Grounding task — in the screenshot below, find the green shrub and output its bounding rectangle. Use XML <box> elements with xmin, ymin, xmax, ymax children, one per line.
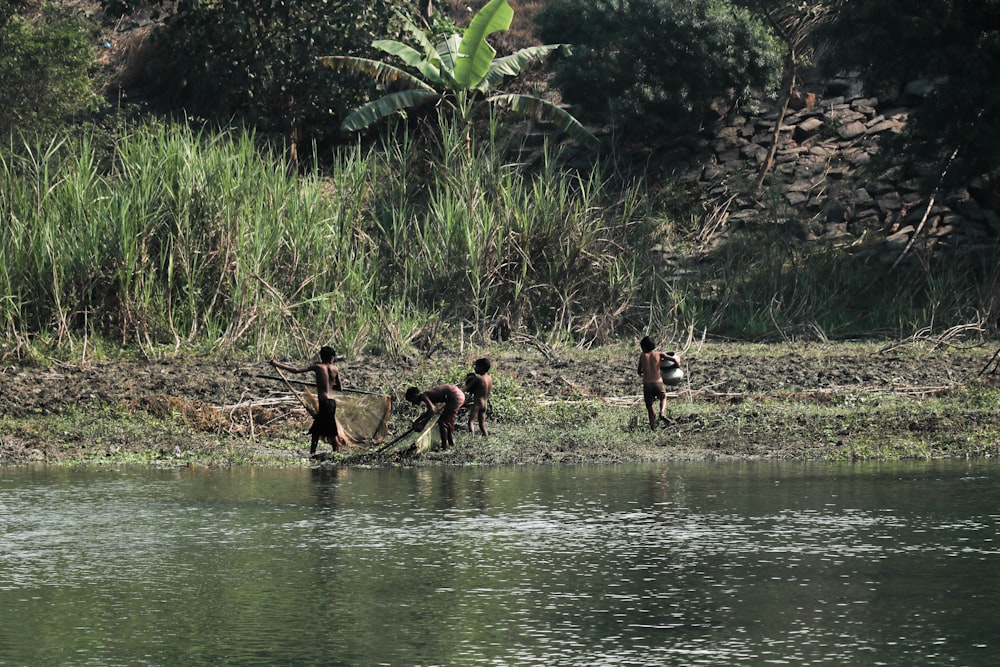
<box><xmin>111</xmin><ymin>0</ymin><xmax>409</xmax><ymax>153</ymax></box>
<box><xmin>0</xmin><ymin>0</ymin><xmax>100</xmax><ymax>137</ymax></box>
<box><xmin>536</xmin><ymin>0</ymin><xmax>782</xmax><ymax>132</ymax></box>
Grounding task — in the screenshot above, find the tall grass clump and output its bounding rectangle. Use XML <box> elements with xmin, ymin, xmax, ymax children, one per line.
<box><xmin>362</xmin><ymin>117</ymin><xmax>664</xmax><ymax>346</ymax></box>
<box><xmin>688</xmin><ymin>226</ymin><xmax>1000</xmax><ymax>340</ymax></box>
<box><xmin>0</xmin><ymin>123</ymin><xmax>386</xmax><ymax>359</ymax></box>
<box><xmin>7</xmin><ymin>114</ymin><xmax>991</xmax><ymax>361</ymax></box>
<box><xmin>0</xmin><ymin>118</ymin><xmax>668</xmax><ymax>359</ymax></box>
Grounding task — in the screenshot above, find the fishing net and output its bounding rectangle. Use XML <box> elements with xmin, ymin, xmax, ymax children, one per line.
<box><xmin>373</xmin><ymin>412</ymin><xmax>441</xmax><ymax>456</ymax></box>
<box><xmin>300</xmin><ymin>388</ymin><xmax>392</xmax><ymax>448</ymax></box>
<box><xmin>409</xmin><ymin>413</ymin><xmax>440</xmax><ymax>455</ymax></box>
<box><xmin>333</xmin><ymin>390</ymin><xmax>392</xmax><ymax>447</ymax></box>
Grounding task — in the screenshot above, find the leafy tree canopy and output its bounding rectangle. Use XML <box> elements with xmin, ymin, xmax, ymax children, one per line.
<box><xmin>0</xmin><ymin>0</ymin><xmax>99</xmax><ymax>137</ymax></box>
<box><xmin>817</xmin><ymin>0</ymin><xmax>1000</xmax><ymax>188</ymax></box>
<box><xmin>535</xmin><ymin>0</ymin><xmax>783</xmax><ymax>133</ymax></box>
<box><xmin>100</xmin><ymin>0</ymin><xmax>420</xmax><ymax>152</ymax></box>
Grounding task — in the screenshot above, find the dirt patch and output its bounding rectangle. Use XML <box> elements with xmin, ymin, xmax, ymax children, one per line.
<box><xmin>1</xmin><ymin>341</ymin><xmax>998</xmax><ymax>465</ymax></box>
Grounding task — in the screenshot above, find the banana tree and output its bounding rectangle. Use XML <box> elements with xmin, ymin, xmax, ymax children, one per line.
<box><xmin>320</xmin><ymin>0</ymin><xmax>597</xmax><ymax>148</ymax></box>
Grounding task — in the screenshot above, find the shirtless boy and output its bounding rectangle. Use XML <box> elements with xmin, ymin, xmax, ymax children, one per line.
<box><xmin>637</xmin><ymin>336</ymin><xmax>680</xmax><ymax>431</ymax></box>
<box><xmin>464</xmin><ymin>357</ymin><xmax>493</xmax><ymax>436</ymax></box>
<box><xmin>270</xmin><ymin>345</ymin><xmax>342</xmax><ymax>456</ymax></box>
<box><xmin>404</xmin><ymin>383</ymin><xmax>465</xmax><ymax>450</ymax></box>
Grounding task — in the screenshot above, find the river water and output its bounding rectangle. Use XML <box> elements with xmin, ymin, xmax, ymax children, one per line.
<box><xmin>1</xmin><ymin>460</ymin><xmax>998</xmax><ymax>666</ymax></box>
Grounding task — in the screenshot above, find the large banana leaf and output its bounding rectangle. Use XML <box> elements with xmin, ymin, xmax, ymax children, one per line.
<box><xmin>320</xmin><ymin>56</ymin><xmax>436</xmax><ymax>92</ymax></box>
<box><xmin>372</xmin><ymin>39</ymin><xmax>425</xmax><ymax>68</ymax></box>
<box><xmin>489</xmin><ymin>93</ymin><xmax>599</xmax><ymax>148</ymax></box>
<box><xmin>325</xmin><ymin>0</ymin><xmax>595</xmax><ymax>151</ymax></box>
<box><xmin>453</xmin><ymin>0</ymin><xmax>513</xmax><ymax>89</ymax></box>
<box><xmin>341</xmin><ymin>89</ymin><xmax>442</xmax><ymax>132</ymax></box>
<box><xmin>372</xmin><ymin>39</ymin><xmax>443</xmax><ymax>85</ymax></box>
<box><xmin>400</xmin><ymin>14</ymin><xmax>439</xmax><ymax>63</ymax></box>
<box><xmin>479</xmin><ymin>44</ymin><xmax>566</xmax><ymax>93</ymax></box>
<box><xmin>435</xmin><ymin>35</ymin><xmax>463</xmax><ymax>90</ymax></box>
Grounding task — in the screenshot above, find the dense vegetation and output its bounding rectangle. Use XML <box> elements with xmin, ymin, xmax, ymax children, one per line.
<box><xmin>536</xmin><ymin>0</ymin><xmax>783</xmax><ymax>130</ymax></box>
<box><xmin>1</xmin><ymin>0</ymin><xmax>998</xmax><ymax>363</ymax></box>
<box><xmin>817</xmin><ymin>0</ymin><xmax>1000</xmax><ymax>190</ymax></box>
<box><xmin>0</xmin><ymin>0</ymin><xmax>99</xmax><ymax>137</ymax></box>
<box><xmin>0</xmin><ymin>122</ymin><xmax>658</xmax><ymax>359</ymax></box>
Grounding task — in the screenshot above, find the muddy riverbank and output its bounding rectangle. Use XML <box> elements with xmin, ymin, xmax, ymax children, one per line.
<box><xmin>1</xmin><ymin>341</ymin><xmax>998</xmax><ymax>466</ymax></box>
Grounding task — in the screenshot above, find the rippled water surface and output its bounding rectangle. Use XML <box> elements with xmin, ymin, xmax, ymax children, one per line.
<box><xmin>2</xmin><ymin>460</ymin><xmax>999</xmax><ymax>666</ymax></box>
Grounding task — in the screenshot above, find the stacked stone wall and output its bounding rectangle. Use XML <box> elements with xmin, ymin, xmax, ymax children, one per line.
<box><xmin>671</xmin><ymin>79</ymin><xmax>999</xmax><ymax>258</ymax></box>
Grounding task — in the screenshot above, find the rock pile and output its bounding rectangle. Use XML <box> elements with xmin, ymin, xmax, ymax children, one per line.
<box><xmin>672</xmin><ymin>79</ymin><xmax>1000</xmax><ymax>257</ymax></box>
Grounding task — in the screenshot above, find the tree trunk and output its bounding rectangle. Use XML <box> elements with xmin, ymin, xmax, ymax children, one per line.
<box><xmin>755</xmin><ymin>48</ymin><xmax>796</xmax><ymax>195</ymax></box>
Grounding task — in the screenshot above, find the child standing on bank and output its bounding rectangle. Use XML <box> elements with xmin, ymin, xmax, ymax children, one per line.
<box><xmin>464</xmin><ymin>357</ymin><xmax>493</xmax><ymax>436</ymax></box>
<box><xmin>270</xmin><ymin>346</ymin><xmax>342</xmax><ymax>456</ymax></box>
<box><xmin>637</xmin><ymin>336</ymin><xmax>681</xmax><ymax>431</ymax></box>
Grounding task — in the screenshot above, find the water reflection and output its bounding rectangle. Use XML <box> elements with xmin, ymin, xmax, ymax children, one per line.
<box><xmin>1</xmin><ymin>461</ymin><xmax>998</xmax><ymax>666</ymax></box>
<box><xmin>309</xmin><ymin>465</ymin><xmax>340</xmax><ymax>510</ymax></box>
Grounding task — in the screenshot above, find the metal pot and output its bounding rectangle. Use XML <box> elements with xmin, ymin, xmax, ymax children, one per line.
<box><xmin>661</xmin><ymin>366</ymin><xmax>684</xmax><ymax>386</ymax></box>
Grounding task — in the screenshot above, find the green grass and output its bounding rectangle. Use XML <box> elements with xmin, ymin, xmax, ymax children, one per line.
<box><xmin>3</xmin><ymin>371</ymin><xmax>998</xmax><ymax>467</ymax></box>
<box><xmin>1</xmin><ymin>118</ymin><xmax>998</xmax><ymax>366</ymax></box>
<box><xmin>0</xmin><ymin>120</ymin><xmax>668</xmax><ymax>361</ymax></box>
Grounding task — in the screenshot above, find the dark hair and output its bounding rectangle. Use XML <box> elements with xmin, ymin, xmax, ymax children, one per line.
<box><xmin>474</xmin><ymin>357</ymin><xmax>491</xmax><ymax>373</ymax></box>
<box><xmin>319</xmin><ymin>345</ymin><xmax>336</xmax><ymax>362</ymax></box>
<box><xmin>640</xmin><ymin>336</ymin><xmax>655</xmax><ymax>353</ymax></box>
<box><xmin>404</xmin><ymin>387</ymin><xmax>422</xmax><ymax>403</ymax></box>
